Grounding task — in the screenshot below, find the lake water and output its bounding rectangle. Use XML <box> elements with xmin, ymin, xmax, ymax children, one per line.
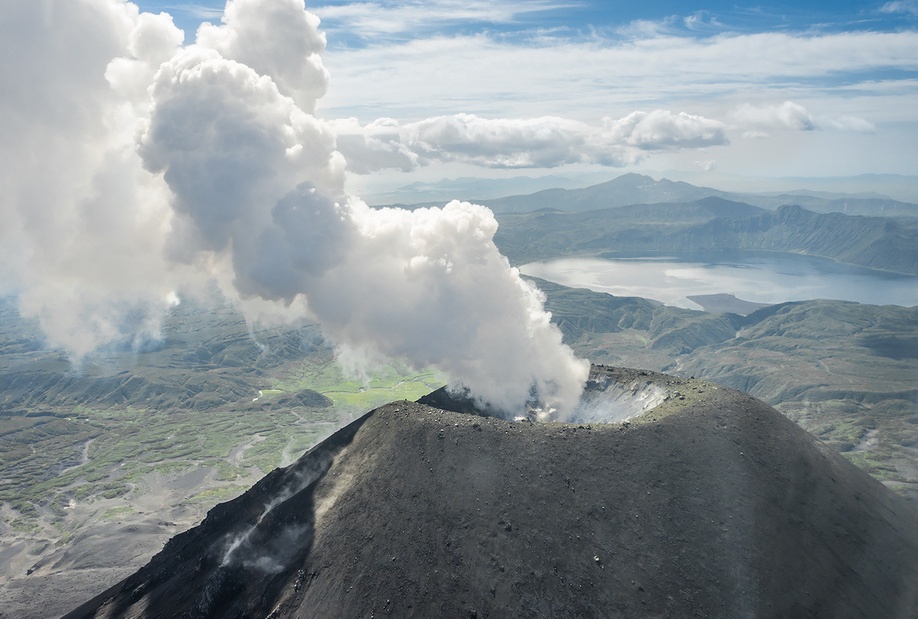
<box><xmin>519</xmin><ymin>250</ymin><xmax>918</xmax><ymax>310</ymax></box>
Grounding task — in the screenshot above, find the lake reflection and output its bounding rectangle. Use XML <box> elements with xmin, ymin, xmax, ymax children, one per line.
<box><xmin>519</xmin><ymin>250</ymin><xmax>918</xmax><ymax>309</ymax></box>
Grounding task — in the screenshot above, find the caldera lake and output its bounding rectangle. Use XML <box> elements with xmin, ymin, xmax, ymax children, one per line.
<box><xmin>519</xmin><ymin>250</ymin><xmax>918</xmax><ymax>311</ymax></box>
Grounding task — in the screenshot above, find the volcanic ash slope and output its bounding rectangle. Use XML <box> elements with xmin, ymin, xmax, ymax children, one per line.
<box><xmin>66</xmin><ymin>367</ymin><xmax>918</xmax><ymax>619</ymax></box>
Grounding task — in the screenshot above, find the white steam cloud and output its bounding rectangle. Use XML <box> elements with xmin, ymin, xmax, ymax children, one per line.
<box><xmin>0</xmin><ymin>0</ymin><xmax>588</xmax><ymax>416</ymax></box>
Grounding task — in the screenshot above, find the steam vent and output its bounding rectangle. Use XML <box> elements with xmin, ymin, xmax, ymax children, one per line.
<box><xmin>66</xmin><ymin>366</ymin><xmax>918</xmax><ymax>618</ymax></box>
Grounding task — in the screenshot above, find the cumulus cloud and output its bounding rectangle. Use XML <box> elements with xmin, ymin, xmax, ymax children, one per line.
<box><xmin>0</xmin><ymin>0</ymin><xmax>587</xmax><ymax>417</ymax></box>
<box><xmin>602</xmin><ymin>110</ymin><xmax>728</xmax><ymax>150</ymax></box>
<box><xmin>329</xmin><ymin>117</ymin><xmax>418</xmax><ymax>174</ymax></box>
<box><xmin>731</xmin><ymin>101</ymin><xmax>876</xmax><ymax>137</ymax></box>
<box><xmin>332</xmin><ymin>110</ymin><xmax>728</xmax><ymax>172</ymax></box>
<box><xmin>318</xmin><ymin>28</ymin><xmax>918</xmax><ymax>134</ymax></box>
<box><xmin>196</xmin><ymin>0</ymin><xmax>329</xmax><ymax>112</ymax></box>
<box><xmin>406</xmin><ymin>114</ymin><xmax>597</xmax><ymax>168</ymax></box>
<box><xmin>731</xmin><ymin>101</ymin><xmax>816</xmax><ymax>136</ymax></box>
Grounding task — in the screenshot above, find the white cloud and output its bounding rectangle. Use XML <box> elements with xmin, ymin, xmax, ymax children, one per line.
<box><xmin>881</xmin><ymin>1</ymin><xmax>918</xmax><ymax>16</ymax></box>
<box><xmin>319</xmin><ymin>30</ymin><xmax>918</xmax><ymax>124</ymax></box>
<box><xmin>196</xmin><ymin>0</ymin><xmax>329</xmax><ymax>112</ymax></box>
<box><xmin>603</xmin><ymin>110</ymin><xmax>728</xmax><ymax>150</ymax></box>
<box><xmin>694</xmin><ymin>159</ymin><xmax>716</xmax><ymax>171</ymax></box>
<box><xmin>406</xmin><ymin>114</ymin><xmax>597</xmax><ymax>168</ymax></box>
<box><xmin>314</xmin><ymin>0</ymin><xmax>579</xmax><ymax>38</ymax></box>
<box><xmin>329</xmin><ymin>117</ymin><xmax>419</xmax><ymax>173</ymax></box>
<box><xmin>822</xmin><ymin>115</ymin><xmax>876</xmax><ymax>132</ymax></box>
<box><xmin>731</xmin><ymin>101</ymin><xmax>816</xmax><ymax>133</ymax></box>
<box><xmin>333</xmin><ymin>111</ymin><xmax>728</xmax><ymax>172</ymax></box>
<box><xmin>682</xmin><ymin>11</ymin><xmax>723</xmax><ymax>32</ymax></box>
<box><xmin>730</xmin><ymin>101</ymin><xmax>876</xmax><ymax>137</ymax></box>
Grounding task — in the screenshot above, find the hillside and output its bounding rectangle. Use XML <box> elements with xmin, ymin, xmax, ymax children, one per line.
<box><xmin>495</xmin><ymin>202</ymin><xmax>918</xmax><ymax>274</ymax></box>
<box><xmin>479</xmin><ymin>173</ymin><xmax>726</xmax><ymax>213</ymax></box>
<box><xmin>64</xmin><ymin>367</ymin><xmax>918</xmax><ymax>618</ymax></box>
<box><xmin>534</xmin><ymin>279</ymin><xmax>918</xmax><ymax>500</ymax></box>
<box><xmin>643</xmin><ymin>205</ymin><xmax>918</xmax><ymax>274</ymax></box>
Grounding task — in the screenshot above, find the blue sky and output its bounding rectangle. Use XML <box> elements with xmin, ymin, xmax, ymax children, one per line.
<box><xmin>131</xmin><ymin>1</ymin><xmax>918</xmax><ymax>199</ymax></box>
<box><xmin>140</xmin><ymin>1</ymin><xmax>918</xmax><ymax>41</ymax></box>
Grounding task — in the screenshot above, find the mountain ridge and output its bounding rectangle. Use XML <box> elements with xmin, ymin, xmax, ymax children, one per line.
<box><xmin>375</xmin><ymin>172</ymin><xmax>918</xmax><ymax>206</ymax></box>
<box><xmin>494</xmin><ymin>201</ymin><xmax>918</xmax><ymax>274</ymax></box>
<box><xmin>377</xmin><ymin>173</ymin><xmax>918</xmax><ymax>218</ymax></box>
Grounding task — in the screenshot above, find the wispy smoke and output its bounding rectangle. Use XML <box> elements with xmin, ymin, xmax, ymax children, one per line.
<box><xmin>220</xmin><ymin>448</ymin><xmax>334</xmax><ymax>574</ymax></box>
<box><xmin>0</xmin><ymin>0</ymin><xmax>588</xmax><ymax>416</ymax></box>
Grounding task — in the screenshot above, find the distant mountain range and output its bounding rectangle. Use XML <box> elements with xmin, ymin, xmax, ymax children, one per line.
<box><xmin>381</xmin><ymin>173</ymin><xmax>918</xmax><ymax>219</ymax></box>
<box><xmin>484</xmin><ymin>177</ymin><xmax>918</xmax><ymax>275</ymax></box>
<box><xmin>479</xmin><ymin>173</ymin><xmax>918</xmax><ymax>218</ymax></box>
<box><xmin>373</xmin><ymin>174</ymin><xmax>584</xmax><ymax>204</ymax></box>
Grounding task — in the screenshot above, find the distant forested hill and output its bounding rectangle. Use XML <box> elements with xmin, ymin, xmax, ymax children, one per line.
<box><xmin>495</xmin><ymin>203</ymin><xmax>918</xmax><ymax>274</ymax></box>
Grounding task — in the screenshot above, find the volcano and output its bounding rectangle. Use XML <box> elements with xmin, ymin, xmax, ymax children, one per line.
<box><xmin>65</xmin><ymin>366</ymin><xmax>918</xmax><ymax>618</ymax></box>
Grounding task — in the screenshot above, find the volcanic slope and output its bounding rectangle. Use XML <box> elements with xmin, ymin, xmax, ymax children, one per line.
<box><xmin>65</xmin><ymin>367</ymin><xmax>918</xmax><ymax>619</ymax></box>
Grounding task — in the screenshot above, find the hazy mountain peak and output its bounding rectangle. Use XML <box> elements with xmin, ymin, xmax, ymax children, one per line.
<box><xmin>446</xmin><ymin>173</ymin><xmax>918</xmax><ymax>217</ymax></box>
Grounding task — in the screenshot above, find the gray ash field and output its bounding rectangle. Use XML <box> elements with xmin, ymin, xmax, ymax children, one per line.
<box><xmin>65</xmin><ymin>367</ymin><xmax>918</xmax><ymax>618</ymax></box>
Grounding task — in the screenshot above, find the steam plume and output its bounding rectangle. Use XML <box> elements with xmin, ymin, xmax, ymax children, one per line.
<box><xmin>0</xmin><ymin>0</ymin><xmax>588</xmax><ymax>416</ymax></box>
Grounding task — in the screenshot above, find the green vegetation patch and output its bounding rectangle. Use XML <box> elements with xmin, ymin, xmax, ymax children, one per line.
<box><xmin>272</xmin><ymin>358</ymin><xmax>445</xmax><ymax>415</ymax></box>
<box><xmin>99</xmin><ymin>506</ymin><xmax>133</xmax><ymax>521</ymax></box>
